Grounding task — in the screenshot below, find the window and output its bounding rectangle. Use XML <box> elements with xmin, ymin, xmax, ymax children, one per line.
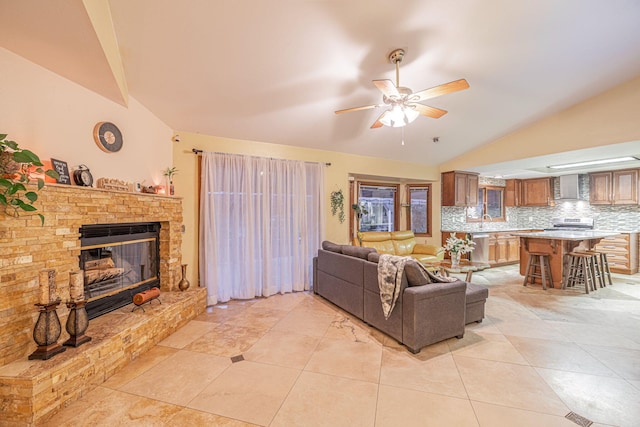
<box><xmin>407</xmin><ymin>184</ymin><xmax>432</xmax><ymax>236</ymax></box>
<box><xmin>357</xmin><ymin>184</ymin><xmax>399</xmax><ymax>232</ymax></box>
<box><xmin>467</xmin><ymin>186</ymin><xmax>505</xmax><ymax>222</ymax></box>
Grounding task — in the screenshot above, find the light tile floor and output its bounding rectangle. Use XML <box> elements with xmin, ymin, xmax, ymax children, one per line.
<box><xmin>42</xmin><ymin>265</ymin><xmax>640</xmax><ymax>426</ymax></box>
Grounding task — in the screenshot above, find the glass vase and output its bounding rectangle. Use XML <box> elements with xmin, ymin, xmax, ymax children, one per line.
<box><xmin>451</xmin><ymin>252</ymin><xmax>461</xmax><ymax>267</ymax></box>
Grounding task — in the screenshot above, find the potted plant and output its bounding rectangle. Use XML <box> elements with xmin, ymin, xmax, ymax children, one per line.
<box><xmin>163</xmin><ymin>166</ymin><xmax>178</xmax><ymax>195</ymax></box>
<box><xmin>352</xmin><ymin>203</ymin><xmax>369</xmax><ymax>218</ymax></box>
<box><xmin>330</xmin><ymin>189</ymin><xmax>345</xmax><ymax>223</ymax></box>
<box><xmin>0</xmin><ymin>134</ymin><xmax>59</xmax><ymax>224</ymax></box>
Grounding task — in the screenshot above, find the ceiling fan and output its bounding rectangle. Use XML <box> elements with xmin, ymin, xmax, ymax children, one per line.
<box><xmin>335</xmin><ymin>48</ymin><xmax>469</xmax><ymax>128</ymax></box>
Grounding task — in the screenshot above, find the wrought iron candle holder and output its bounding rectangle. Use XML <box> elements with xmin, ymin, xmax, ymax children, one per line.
<box><xmin>64</xmin><ymin>300</ymin><xmax>92</xmax><ymax>347</ymax></box>
<box><xmin>29</xmin><ymin>300</ymin><xmax>67</xmax><ymax>360</ymax></box>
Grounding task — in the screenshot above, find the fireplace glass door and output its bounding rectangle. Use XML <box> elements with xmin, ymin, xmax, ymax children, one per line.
<box><xmin>79</xmin><ymin>222</ymin><xmax>160</xmax><ymax>319</ymax></box>
<box><xmin>81</xmin><ymin>238</ymin><xmax>158</xmax><ymax>301</ymax></box>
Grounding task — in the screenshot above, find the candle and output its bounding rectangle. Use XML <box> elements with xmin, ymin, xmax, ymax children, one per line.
<box><xmin>69</xmin><ymin>271</ymin><xmax>84</xmax><ymax>301</ymax></box>
<box><xmin>48</xmin><ymin>269</ymin><xmax>57</xmax><ymax>303</ymax></box>
<box><xmin>39</xmin><ymin>269</ymin><xmax>55</xmax><ymax>305</ymax></box>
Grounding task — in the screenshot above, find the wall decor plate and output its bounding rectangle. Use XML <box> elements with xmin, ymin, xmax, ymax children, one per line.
<box><xmin>93</xmin><ymin>122</ymin><xmax>123</xmax><ymax>153</ymax></box>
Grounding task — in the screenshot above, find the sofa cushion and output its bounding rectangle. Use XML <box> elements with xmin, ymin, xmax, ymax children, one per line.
<box><xmin>322</xmin><ymin>241</ymin><xmax>343</xmax><ymax>253</ymax></box>
<box><xmin>342</xmin><ymin>245</ymin><xmax>376</xmax><ymax>260</ymax></box>
<box><xmin>367</xmin><ymin>252</ymin><xmax>381</xmax><ymax>263</ymax></box>
<box><xmin>358</xmin><ymin>232</ymin><xmax>396</xmax><ymax>254</ymax></box>
<box><xmin>404</xmin><ymin>261</ymin><xmax>432</xmax><ymax>287</ymax></box>
<box><xmin>390</xmin><ymin>231</ymin><xmax>416</xmax><ymax>256</ymax></box>
<box><xmin>466</xmin><ymin>282</ymin><xmax>489</xmax><ymax>303</ymax></box>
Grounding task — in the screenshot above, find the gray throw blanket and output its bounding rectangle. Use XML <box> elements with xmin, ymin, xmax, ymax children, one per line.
<box><xmin>377</xmin><ymin>254</ymin><xmax>411</xmax><ymax>319</ymax></box>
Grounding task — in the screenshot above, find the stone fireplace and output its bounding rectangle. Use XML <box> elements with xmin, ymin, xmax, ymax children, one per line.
<box><xmin>0</xmin><ymin>184</ymin><xmax>206</xmax><ymax>425</ymax></box>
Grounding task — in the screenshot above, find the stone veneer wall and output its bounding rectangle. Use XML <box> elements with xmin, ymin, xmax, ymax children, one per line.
<box><xmin>0</xmin><ymin>184</ymin><xmax>184</xmax><ymax>367</ymax></box>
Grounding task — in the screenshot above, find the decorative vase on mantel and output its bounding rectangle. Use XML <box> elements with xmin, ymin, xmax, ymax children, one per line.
<box><xmin>178</xmin><ymin>264</ymin><xmax>190</xmax><ymax>291</ymax></box>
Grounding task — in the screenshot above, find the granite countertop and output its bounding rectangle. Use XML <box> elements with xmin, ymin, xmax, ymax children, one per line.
<box><xmin>509</xmin><ymin>230</ymin><xmax>621</xmax><ymax>240</ymax></box>
<box><xmin>441</xmin><ymin>228</ymin><xmax>540</xmax><ymax>234</ymax></box>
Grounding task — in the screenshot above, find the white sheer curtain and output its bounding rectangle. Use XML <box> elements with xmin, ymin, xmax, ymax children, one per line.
<box><xmin>199</xmin><ymin>152</ymin><xmax>325</xmax><ymax>305</ymax></box>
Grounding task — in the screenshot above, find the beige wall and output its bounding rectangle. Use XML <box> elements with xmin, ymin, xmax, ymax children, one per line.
<box><xmin>440</xmin><ymin>75</ymin><xmax>640</xmax><ymax>171</ymax></box>
<box><xmin>172</xmin><ymin>132</ymin><xmax>442</xmax><ymax>286</ymax></box>
<box><xmin>0</xmin><ymin>47</ymin><xmax>172</xmax><ymax>184</ymax></box>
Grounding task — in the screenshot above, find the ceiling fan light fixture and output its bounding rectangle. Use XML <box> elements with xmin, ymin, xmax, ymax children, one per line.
<box><xmin>379</xmin><ymin>105</ymin><xmax>419</xmax><ymax>128</ymax></box>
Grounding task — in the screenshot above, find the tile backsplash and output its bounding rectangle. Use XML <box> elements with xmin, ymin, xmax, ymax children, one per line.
<box><xmin>441</xmin><ymin>175</ymin><xmax>640</xmax><ymax>232</ymax></box>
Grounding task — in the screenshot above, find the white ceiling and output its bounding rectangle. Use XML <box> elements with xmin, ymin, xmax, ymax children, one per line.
<box><xmin>3</xmin><ymin>0</ymin><xmax>640</xmax><ymax>177</ymax></box>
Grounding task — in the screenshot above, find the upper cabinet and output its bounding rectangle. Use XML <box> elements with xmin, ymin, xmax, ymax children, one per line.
<box><xmin>441</xmin><ymin>171</ymin><xmax>479</xmax><ymax>206</ymax></box>
<box><xmin>505</xmin><ymin>179</ymin><xmax>522</xmax><ymax>207</ymax></box>
<box><xmin>521</xmin><ymin>177</ymin><xmax>554</xmax><ymax>206</ymax></box>
<box><xmin>589</xmin><ymin>169</ymin><xmax>638</xmax><ymax>205</ymax></box>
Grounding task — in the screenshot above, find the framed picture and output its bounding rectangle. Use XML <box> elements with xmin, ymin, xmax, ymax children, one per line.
<box><xmin>50</xmin><ymin>158</ymin><xmax>71</xmax><ymax>184</ymax></box>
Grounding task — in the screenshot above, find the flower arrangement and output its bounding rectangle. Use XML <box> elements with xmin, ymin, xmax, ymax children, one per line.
<box><xmin>444</xmin><ymin>233</ymin><xmax>476</xmax><ymax>256</ymax></box>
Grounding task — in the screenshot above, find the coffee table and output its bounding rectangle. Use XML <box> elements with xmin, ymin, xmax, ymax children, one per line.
<box><xmin>429</xmin><ymin>259</ymin><xmax>491</xmax><ymax>282</ymax></box>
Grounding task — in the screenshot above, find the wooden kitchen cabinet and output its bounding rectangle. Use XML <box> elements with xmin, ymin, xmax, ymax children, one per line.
<box><xmin>521</xmin><ymin>177</ymin><xmax>554</xmax><ymax>206</ymax></box>
<box><xmin>487</xmin><ymin>232</ymin><xmax>520</xmax><ymax>266</ymax></box>
<box><xmin>505</xmin><ymin>179</ymin><xmax>522</xmax><ymax>207</ymax></box>
<box><xmin>589</xmin><ymin>169</ymin><xmax>638</xmax><ymax>205</ymax></box>
<box><xmin>593</xmin><ymin>232</ymin><xmax>638</xmax><ymax>274</ymax></box>
<box><xmin>441</xmin><ymin>171</ymin><xmax>479</xmax><ymax>207</ymax></box>
<box><xmin>506</xmin><ymin>236</ymin><xmax>520</xmax><ymax>262</ymax></box>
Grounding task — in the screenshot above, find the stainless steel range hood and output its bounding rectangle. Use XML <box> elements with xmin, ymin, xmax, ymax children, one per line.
<box><xmin>557</xmin><ymin>174</ymin><xmax>584</xmax><ymax>200</ymax></box>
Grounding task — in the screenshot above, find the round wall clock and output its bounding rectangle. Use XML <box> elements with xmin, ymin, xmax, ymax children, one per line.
<box><xmin>93</xmin><ymin>122</ymin><xmax>123</xmax><ymax>153</ymax></box>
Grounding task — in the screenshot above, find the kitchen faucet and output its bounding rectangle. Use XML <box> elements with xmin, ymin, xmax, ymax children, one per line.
<box><xmin>480</xmin><ymin>213</ymin><xmax>492</xmax><ymax>229</ymax></box>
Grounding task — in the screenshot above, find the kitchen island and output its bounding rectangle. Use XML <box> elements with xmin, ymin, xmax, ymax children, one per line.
<box><xmin>510</xmin><ymin>230</ymin><xmax>621</xmax><ymax>288</ymax></box>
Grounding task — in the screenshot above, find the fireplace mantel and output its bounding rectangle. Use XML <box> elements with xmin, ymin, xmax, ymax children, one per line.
<box><xmin>0</xmin><ymin>183</ymin><xmax>184</xmax><ymax>367</ymax></box>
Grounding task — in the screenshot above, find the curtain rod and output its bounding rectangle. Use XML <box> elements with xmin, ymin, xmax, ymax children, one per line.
<box><xmin>191</xmin><ymin>148</ymin><xmax>331</xmax><ymax>166</ymax></box>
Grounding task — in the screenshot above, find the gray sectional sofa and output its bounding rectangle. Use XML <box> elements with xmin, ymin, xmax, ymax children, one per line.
<box><xmin>313</xmin><ymin>242</ymin><xmax>488</xmax><ymax>353</ymax></box>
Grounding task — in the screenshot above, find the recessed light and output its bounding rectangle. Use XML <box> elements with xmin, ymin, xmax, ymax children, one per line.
<box><xmin>548</xmin><ymin>156</ymin><xmax>639</xmax><ymax>170</ymax></box>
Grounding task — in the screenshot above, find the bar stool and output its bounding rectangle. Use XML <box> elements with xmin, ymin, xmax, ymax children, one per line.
<box><xmin>564</xmin><ymin>252</ymin><xmax>597</xmax><ymax>294</ymax></box>
<box><xmin>522</xmin><ymin>252</ymin><xmax>553</xmax><ymax>290</ymax></box>
<box><xmin>585</xmin><ymin>251</ymin><xmax>607</xmax><ymax>288</ymax></box>
<box><xmin>590</xmin><ymin>250</ymin><xmax>613</xmax><ymax>286</ymax></box>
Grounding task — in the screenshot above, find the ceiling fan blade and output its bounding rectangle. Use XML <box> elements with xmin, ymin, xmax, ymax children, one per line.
<box><xmin>412</xmin><ymin>79</ymin><xmax>470</xmax><ymax>102</ymax></box>
<box><xmin>412</xmin><ymin>103</ymin><xmax>448</xmax><ymax>119</ymax></box>
<box><xmin>335</xmin><ymin>104</ymin><xmax>379</xmax><ymax>114</ymax></box>
<box><xmin>373</xmin><ymin>79</ymin><xmax>399</xmax><ymax>98</ymax></box>
<box><xmin>370</xmin><ymin>111</ymin><xmax>387</xmax><ymax>128</ymax></box>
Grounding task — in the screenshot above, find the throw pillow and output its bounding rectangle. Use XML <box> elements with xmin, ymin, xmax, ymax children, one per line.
<box><xmin>404</xmin><ymin>260</ymin><xmax>432</xmax><ymax>287</ymax></box>
<box><xmin>322</xmin><ymin>241</ymin><xmax>343</xmax><ymax>253</ymax></box>
<box><xmin>342</xmin><ymin>245</ymin><xmax>376</xmax><ymax>260</ymax></box>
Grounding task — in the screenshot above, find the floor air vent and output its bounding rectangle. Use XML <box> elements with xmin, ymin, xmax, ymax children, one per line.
<box><xmin>565</xmin><ymin>411</ymin><xmax>593</xmax><ymax>426</ymax></box>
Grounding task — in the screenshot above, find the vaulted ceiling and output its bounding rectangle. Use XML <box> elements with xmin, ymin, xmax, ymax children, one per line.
<box><xmin>2</xmin><ymin>0</ymin><xmax>640</xmax><ymax>176</ymax></box>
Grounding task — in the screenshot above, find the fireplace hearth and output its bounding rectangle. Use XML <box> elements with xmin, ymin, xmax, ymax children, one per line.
<box><xmin>80</xmin><ymin>222</ymin><xmax>160</xmax><ymax>319</ymax></box>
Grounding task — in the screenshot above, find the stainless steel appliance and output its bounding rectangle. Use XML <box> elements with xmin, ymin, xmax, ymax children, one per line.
<box><xmin>545</xmin><ymin>217</ymin><xmax>594</xmax><ymax>231</ymax></box>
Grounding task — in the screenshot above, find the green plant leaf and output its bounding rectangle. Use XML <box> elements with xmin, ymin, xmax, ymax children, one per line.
<box><xmin>37</xmin><ymin>213</ymin><xmax>45</xmax><ymax>225</ymax></box>
<box><xmin>0</xmin><ymin>178</ymin><xmax>12</xmax><ymax>188</ymax></box>
<box><xmin>8</xmin><ymin>183</ymin><xmax>26</xmax><ymax>195</ymax></box>
<box><xmin>0</xmin><ymin>134</ymin><xmax>7</xmax><ymax>140</ymax></box>
<box><xmin>0</xmin><ymin>194</ymin><xmax>6</xmax><ymax>204</ymax></box>
<box><xmin>15</xmin><ymin>199</ymin><xmax>37</xmax><ymax>211</ymax></box>
<box><xmin>37</xmin><ymin>178</ymin><xmax>44</xmax><ymax>190</ymax></box>
<box><xmin>4</xmin><ymin>140</ymin><xmax>18</xmax><ymax>150</ymax></box>
<box><xmin>14</xmin><ymin>150</ymin><xmax>42</xmax><ymax>166</ymax></box>
<box><xmin>45</xmin><ymin>169</ymin><xmax>60</xmax><ymax>180</ymax></box>
<box><xmin>25</xmin><ymin>191</ymin><xmax>38</xmax><ymax>202</ymax></box>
